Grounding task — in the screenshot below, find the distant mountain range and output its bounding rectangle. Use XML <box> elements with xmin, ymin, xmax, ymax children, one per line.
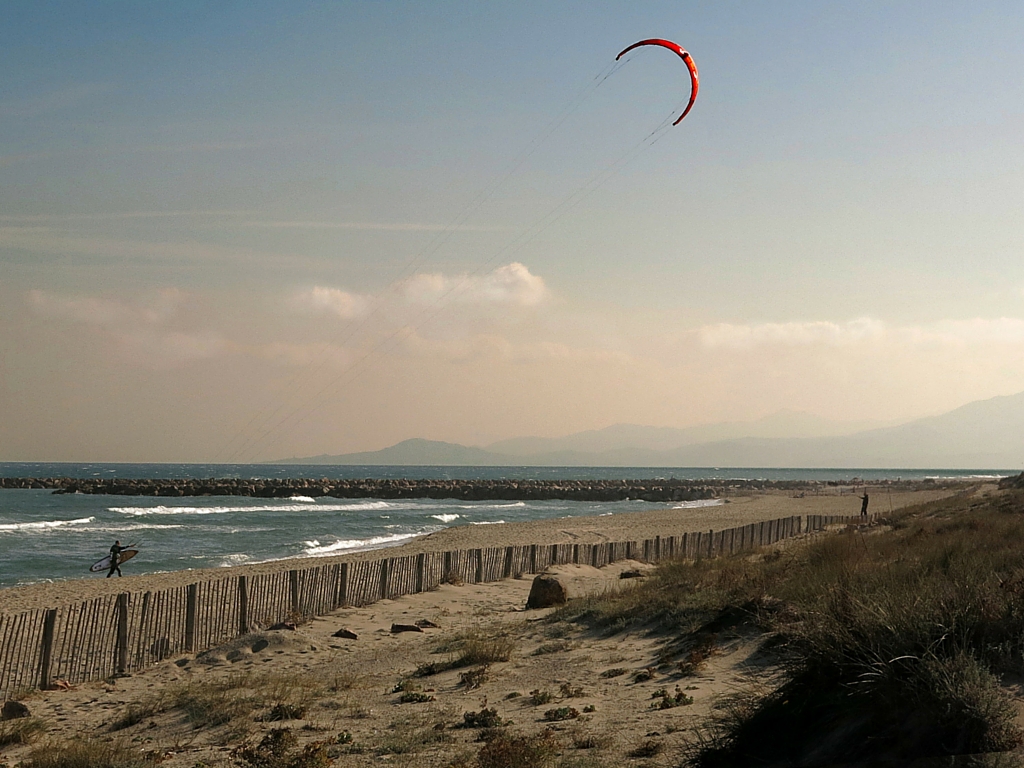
<box><xmin>275</xmin><ymin>392</ymin><xmax>1024</xmax><ymax>469</ymax></box>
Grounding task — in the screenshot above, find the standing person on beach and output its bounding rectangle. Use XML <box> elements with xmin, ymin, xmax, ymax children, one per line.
<box><xmin>107</xmin><ymin>540</ymin><xmax>124</xmax><ymax>578</ymax></box>
<box><xmin>859</xmin><ymin>493</ymin><xmax>869</xmax><ymax>517</ymax></box>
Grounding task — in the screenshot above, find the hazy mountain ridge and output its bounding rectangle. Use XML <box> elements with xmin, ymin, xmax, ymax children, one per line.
<box><xmin>275</xmin><ymin>393</ymin><xmax>1024</xmax><ymax>469</ymax></box>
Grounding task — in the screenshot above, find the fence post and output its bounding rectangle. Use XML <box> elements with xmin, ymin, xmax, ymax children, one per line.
<box><xmin>238</xmin><ymin>576</ymin><xmax>249</xmax><ymax>636</ymax></box>
<box><xmin>643</xmin><ymin>539</ymin><xmax>651</xmax><ymax>562</ymax></box>
<box><xmin>590</xmin><ymin>544</ymin><xmax>598</xmax><ymax>567</ymax></box>
<box><xmin>475</xmin><ymin>550</ymin><xmax>483</xmax><ymax>583</ymax></box>
<box><xmin>185</xmin><ymin>584</ymin><xmax>197</xmax><ymax>652</ymax></box>
<box><xmin>115</xmin><ymin>593</ymin><xmax>129</xmax><ymax>675</ymax></box>
<box><xmin>708</xmin><ymin>529</ymin><xmax>714</xmax><ymax>558</ymax></box>
<box><xmin>573</xmin><ymin>544</ymin><xmax>579</xmax><ymax>564</ymax></box>
<box><xmin>502</xmin><ymin>546</ymin><xmax>513</xmax><ymax>578</ymax></box>
<box><xmin>380</xmin><ymin>559</ymin><xmax>391</xmax><ymax>599</ymax></box>
<box><xmin>37</xmin><ymin>608</ymin><xmax>57</xmax><ymax>690</ymax></box>
<box><xmin>289</xmin><ymin>570</ymin><xmax>300</xmax><ymax>615</ymax></box>
<box><xmin>338</xmin><ymin>563</ymin><xmax>349</xmax><ymax>606</ymax></box>
<box><xmin>529</xmin><ymin>545</ymin><xmax>537</xmax><ymax>573</ymax></box>
<box><xmin>416</xmin><ymin>553</ymin><xmax>426</xmax><ymax>593</ymax></box>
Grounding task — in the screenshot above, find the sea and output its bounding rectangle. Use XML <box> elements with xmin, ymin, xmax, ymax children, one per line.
<box><xmin>0</xmin><ymin>463</ymin><xmax>1010</xmax><ymax>589</ymax></box>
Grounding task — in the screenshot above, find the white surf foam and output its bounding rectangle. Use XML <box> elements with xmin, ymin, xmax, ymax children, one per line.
<box><xmin>289</xmin><ymin>496</ymin><xmax>316</xmax><ymax>502</ymax></box>
<box><xmin>671</xmin><ymin>499</ymin><xmax>725</xmax><ymax>510</ymax></box>
<box><xmin>0</xmin><ymin>516</ymin><xmax>95</xmax><ymax>532</ymax></box>
<box><xmin>469</xmin><ymin>520</ymin><xmax>506</xmax><ymax>525</ymax></box>
<box><xmin>111</xmin><ymin>500</ymin><xmax>393</xmax><ymax>516</ymax></box>
<box><xmin>431</xmin><ymin>513</ymin><xmax>460</xmax><ymax>523</ymax></box>
<box><xmin>302</xmin><ymin>532</ymin><xmax>422</xmax><ymax>557</ymax></box>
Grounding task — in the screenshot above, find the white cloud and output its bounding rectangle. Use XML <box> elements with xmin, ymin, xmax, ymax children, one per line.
<box><xmin>402</xmin><ymin>262</ymin><xmax>548</xmax><ymax>307</ymax></box>
<box><xmin>699</xmin><ymin>316</ymin><xmax>1024</xmax><ymax>349</ymax></box>
<box><xmin>700</xmin><ymin>318</ymin><xmax>885</xmax><ymax>349</ymax></box>
<box><xmin>294</xmin><ymin>286</ymin><xmax>370</xmax><ymax>320</ymax></box>
<box><xmin>26</xmin><ymin>288</ymin><xmax>221</xmax><ymax>366</ymax></box>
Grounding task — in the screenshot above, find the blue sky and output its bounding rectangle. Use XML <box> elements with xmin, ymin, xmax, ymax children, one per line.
<box><xmin>4</xmin><ymin>1</ymin><xmax>1024</xmax><ymax>461</ymax></box>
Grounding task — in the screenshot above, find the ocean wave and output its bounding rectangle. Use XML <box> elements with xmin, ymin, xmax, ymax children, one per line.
<box><xmin>431</xmin><ymin>513</ymin><xmax>460</xmax><ymax>523</ymax></box>
<box><xmin>671</xmin><ymin>499</ymin><xmax>725</xmax><ymax>510</ymax></box>
<box><xmin>0</xmin><ymin>516</ymin><xmax>95</xmax><ymax>532</ymax></box>
<box><xmin>454</xmin><ymin>502</ymin><xmax>527</xmax><ymax>509</ymax></box>
<box><xmin>469</xmin><ymin>520</ymin><xmax>506</xmax><ymax>525</ymax></box>
<box><xmin>302</xmin><ymin>532</ymin><xmax>423</xmax><ymax>557</ymax></box>
<box><xmin>289</xmin><ymin>496</ymin><xmax>316</xmax><ymax>502</ymax></box>
<box><xmin>81</xmin><ymin>524</ymin><xmax>187</xmax><ymax>533</ymax></box>
<box><xmin>218</xmin><ymin>553</ymin><xmax>252</xmax><ymax>566</ymax></box>
<box><xmin>111</xmin><ymin>501</ymin><xmax>394</xmax><ymax>516</ymax></box>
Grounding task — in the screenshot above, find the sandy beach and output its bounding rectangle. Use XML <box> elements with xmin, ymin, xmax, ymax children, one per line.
<box><xmin>0</xmin><ymin>484</ymin><xmax>987</xmax><ymax>768</ymax></box>
<box><xmin>0</xmin><ymin>486</ymin><xmax>958</xmax><ymax>615</ymax></box>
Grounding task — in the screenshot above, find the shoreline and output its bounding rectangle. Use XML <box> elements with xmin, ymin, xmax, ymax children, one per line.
<box><xmin>0</xmin><ymin>485</ymin><xmax>965</xmax><ymax>614</ymax></box>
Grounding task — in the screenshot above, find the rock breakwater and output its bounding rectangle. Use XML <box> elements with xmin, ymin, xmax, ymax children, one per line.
<box><xmin>0</xmin><ymin>477</ymin><xmax>722</xmax><ymax>502</ymax></box>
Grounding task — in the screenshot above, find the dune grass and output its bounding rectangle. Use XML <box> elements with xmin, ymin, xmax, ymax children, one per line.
<box><xmin>559</xmin><ymin>489</ymin><xmax>1024</xmax><ymax>766</ymax></box>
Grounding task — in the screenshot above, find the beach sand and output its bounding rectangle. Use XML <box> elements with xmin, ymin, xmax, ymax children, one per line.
<box><xmin>0</xmin><ymin>485</ymin><xmax>980</xmax><ymax>767</ymax></box>
<box><xmin>0</xmin><ymin>485</ymin><xmax>956</xmax><ymax>616</ymax></box>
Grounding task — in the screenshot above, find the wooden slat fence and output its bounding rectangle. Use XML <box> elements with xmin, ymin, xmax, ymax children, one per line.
<box><xmin>0</xmin><ymin>512</ymin><xmax>872</xmax><ymax>700</ymax></box>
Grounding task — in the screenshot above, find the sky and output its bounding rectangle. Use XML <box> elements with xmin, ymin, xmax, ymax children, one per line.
<box><xmin>4</xmin><ymin>1</ymin><xmax>1024</xmax><ymax>462</ymax></box>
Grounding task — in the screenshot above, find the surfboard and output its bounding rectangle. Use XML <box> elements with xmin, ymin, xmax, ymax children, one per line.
<box><xmin>89</xmin><ymin>549</ymin><xmax>139</xmax><ymax>573</ymax></box>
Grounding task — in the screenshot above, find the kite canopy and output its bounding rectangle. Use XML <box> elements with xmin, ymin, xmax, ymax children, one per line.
<box><xmin>615</xmin><ymin>38</ymin><xmax>699</xmax><ymax>125</ymax></box>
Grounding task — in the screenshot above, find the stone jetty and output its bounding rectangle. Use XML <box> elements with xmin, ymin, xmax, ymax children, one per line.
<box><xmin>0</xmin><ymin>475</ymin><xmax>949</xmax><ymax>501</ymax></box>
<box><xmin>0</xmin><ymin>476</ymin><xmax>720</xmax><ymax>502</ymax></box>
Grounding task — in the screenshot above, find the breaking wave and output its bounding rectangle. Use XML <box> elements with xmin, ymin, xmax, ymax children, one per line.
<box><xmin>0</xmin><ymin>516</ymin><xmax>95</xmax><ymax>532</ymax></box>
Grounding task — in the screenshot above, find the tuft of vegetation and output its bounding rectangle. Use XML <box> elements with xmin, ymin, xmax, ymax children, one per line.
<box><xmin>19</xmin><ymin>738</ymin><xmax>154</xmax><ymax>768</ymax></box>
<box><xmin>0</xmin><ymin>717</ymin><xmax>46</xmax><ymax>747</ymax></box>
<box><xmin>629</xmin><ymin>738</ymin><xmax>664</xmax><ymax>758</ymax></box>
<box><xmin>533</xmin><ymin>640</ymin><xmax>572</xmax><ymax>656</ymax></box>
<box><xmin>598</xmin><ymin>667</ymin><xmax>626</xmax><ymax>678</ymax></box>
<box><xmin>559</xmin><ymin>682</ymin><xmax>584</xmax><ymax>698</ymax></box>
<box><xmin>528</xmin><ymin>689</ymin><xmax>553</xmax><ymax>706</ymax></box>
<box><xmin>398</xmin><ymin>691</ymin><xmax>436</xmax><ymax>704</ymax></box>
<box><xmin>233</xmin><ymin>728</ymin><xmax>331</xmax><ymax>768</ymax></box>
<box><xmin>542</xmin><ymin>706</ymin><xmax>579</xmax><ymax>722</ymax></box>
<box><xmin>651</xmin><ymin>687</ymin><xmax>693</xmax><ymax>709</ymax></box>
<box><xmin>632</xmin><ymin>667</ymin><xmax>656</xmax><ymax>683</ymax></box>
<box><xmin>417</xmin><ymin>630</ymin><xmax>515</xmax><ymax>676</ymax></box>
<box><xmin>474</xmin><ymin>730</ymin><xmax>558</xmax><ymax>768</ymax></box>
<box><xmin>461</xmin><ymin>707</ymin><xmax>508</xmax><ymax>729</ymax></box>
<box><xmin>262</xmin><ymin>702</ymin><xmax>308</xmax><ymax>721</ymax></box>
<box><xmin>459</xmin><ymin>666</ymin><xmax>488</xmax><ymax>690</ymax></box>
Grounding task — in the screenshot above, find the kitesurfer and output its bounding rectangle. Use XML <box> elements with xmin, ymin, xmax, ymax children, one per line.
<box><xmin>107</xmin><ymin>540</ymin><xmax>124</xmax><ymax>578</ymax></box>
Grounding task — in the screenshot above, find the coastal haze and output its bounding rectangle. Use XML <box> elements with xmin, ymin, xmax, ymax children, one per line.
<box><xmin>5</xmin><ymin>3</ymin><xmax>1024</xmax><ymax>464</ymax></box>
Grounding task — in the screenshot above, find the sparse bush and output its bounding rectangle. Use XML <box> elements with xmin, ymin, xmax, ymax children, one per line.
<box><xmin>559</xmin><ymin>682</ymin><xmax>584</xmax><ymax>698</ymax></box>
<box><xmin>398</xmin><ymin>691</ymin><xmax>436</xmax><ymax>704</ymax></box>
<box><xmin>528</xmin><ymin>689</ymin><xmax>553</xmax><ymax>706</ymax></box>
<box><xmin>632</xmin><ymin>667</ymin><xmax>656</xmax><ymax>683</ymax></box>
<box><xmin>461</xmin><ymin>707</ymin><xmax>508</xmax><ymax>729</ymax></box>
<box><xmin>233</xmin><ymin>728</ymin><xmax>331</xmax><ymax>768</ymax></box>
<box><xmin>533</xmin><ymin>641</ymin><xmax>572</xmax><ymax>656</ymax></box>
<box><xmin>542</xmin><ymin>706</ymin><xmax>579</xmax><ymax>722</ymax></box>
<box><xmin>0</xmin><ymin>717</ymin><xmax>46</xmax><ymax>747</ymax></box>
<box><xmin>109</xmin><ymin>699</ymin><xmax>163</xmax><ymax>732</ymax></box>
<box><xmin>475</xmin><ymin>730</ymin><xmax>558</xmax><ymax>768</ymax></box>
<box><xmin>20</xmin><ymin>738</ymin><xmax>153</xmax><ymax>768</ymax></box>
<box><xmin>459</xmin><ymin>666</ymin><xmax>488</xmax><ymax>689</ymax></box>
<box><xmin>629</xmin><ymin>738</ymin><xmax>664</xmax><ymax>758</ymax></box>
<box><xmin>263</xmin><ymin>703</ymin><xmax>308</xmax><ymax>721</ymax></box>
<box><xmin>598</xmin><ymin>667</ymin><xmax>626</xmax><ymax>678</ymax></box>
<box><xmin>651</xmin><ymin>687</ymin><xmax>693</xmax><ymax>709</ymax></box>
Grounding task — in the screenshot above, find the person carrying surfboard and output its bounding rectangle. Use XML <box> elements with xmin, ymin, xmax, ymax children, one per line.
<box><xmin>107</xmin><ymin>540</ymin><xmax>124</xmax><ymax>578</ymax></box>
